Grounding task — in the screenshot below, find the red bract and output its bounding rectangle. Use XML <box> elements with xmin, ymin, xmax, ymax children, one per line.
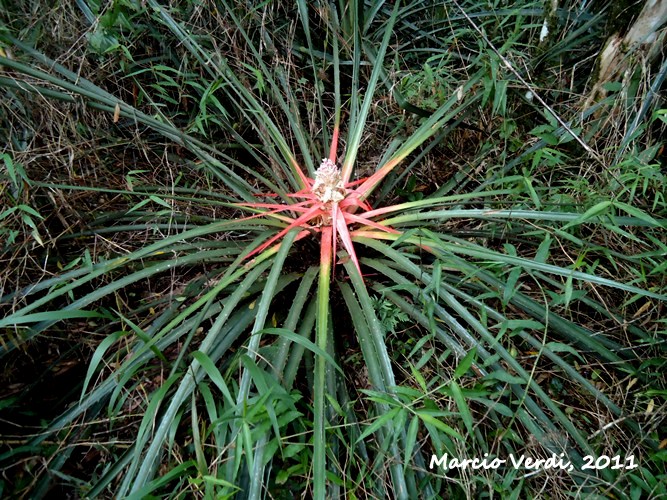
<box><xmin>237</xmin><ymin>132</ymin><xmax>400</xmax><ymax>278</ymax></box>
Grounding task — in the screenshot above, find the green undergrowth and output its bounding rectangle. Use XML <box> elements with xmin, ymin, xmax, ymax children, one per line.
<box><xmin>0</xmin><ymin>1</ymin><xmax>665</xmax><ymax>499</ymax></box>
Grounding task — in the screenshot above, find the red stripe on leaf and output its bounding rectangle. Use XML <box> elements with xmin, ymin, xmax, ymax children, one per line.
<box><xmin>343</xmin><ymin>213</ymin><xmax>401</xmax><ymax>234</ymax></box>
<box><xmin>329</xmin><ymin>127</ymin><xmax>339</xmax><ymax>164</ymax></box>
<box><xmin>291</xmin><ymin>158</ymin><xmax>312</xmax><ymax>189</ymax></box>
<box><xmin>320</xmin><ymin>226</ymin><xmax>333</xmax><ymax>269</ymax></box>
<box><xmin>340</xmin><ymin>194</ymin><xmax>372</xmax><ymax>212</ymax></box>
<box><xmin>354</xmin><ymin>157</ymin><xmax>402</xmax><ymax>199</ymax></box>
<box><xmin>335</xmin><ymin>210</ymin><xmax>362</xmax><ymax>277</ymax></box>
<box><xmin>245</xmin><ymin>205</ymin><xmax>324</xmax><ymax>261</ymax></box>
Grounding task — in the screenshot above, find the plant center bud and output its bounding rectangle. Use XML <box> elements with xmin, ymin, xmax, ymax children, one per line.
<box><xmin>313</xmin><ymin>158</ymin><xmax>345</xmax><ymax>204</ymax></box>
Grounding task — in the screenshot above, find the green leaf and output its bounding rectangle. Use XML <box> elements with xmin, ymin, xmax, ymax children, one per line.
<box><xmin>484</xmin><ymin>370</ymin><xmax>525</xmax><ymax>385</ymax></box>
<box><xmin>449</xmin><ymin>381</ymin><xmax>474</xmax><ymax>439</ymax></box>
<box><xmin>81</xmin><ymin>330</ymin><xmax>127</xmax><ymax>401</ymax></box>
<box><xmin>404</xmin><ymin>415</ymin><xmax>420</xmax><ymax>470</ymax></box>
<box><xmin>544</xmin><ymin>342</ymin><xmax>585</xmax><ymax>362</ymax></box>
<box><xmin>0</xmin><ymin>309</ymin><xmax>108</xmax><ymax>327</ymax></box>
<box><xmin>503</xmin><ymin>267</ymin><xmax>522</xmax><ymax>305</ymax></box>
<box><xmin>535</xmin><ymin>234</ymin><xmax>552</xmax><ymax>263</ymax></box>
<box><xmin>563</xmin><ymin>201</ymin><xmax>612</xmax><ymax>229</ymax></box>
<box><xmin>416</xmin><ymin>412</ymin><xmax>464</xmax><ymax>441</ymax></box>
<box><xmin>454</xmin><ymin>348</ymin><xmax>477</xmax><ymax>379</ymax></box>
<box><xmin>613</xmin><ymin>201</ymin><xmax>662</xmax><ymax>227</ymax></box>
<box><xmin>16</xmin><ymin>204</ymin><xmax>43</xmax><ymax>219</ymax></box>
<box><xmin>356</xmin><ymin>407</ymin><xmax>402</xmax><ymax>444</ymax></box>
<box><xmin>124</xmin><ymin>460</ymin><xmax>197</xmax><ymax>500</ymax></box>
<box><xmin>192</xmin><ymin>351</ymin><xmax>236</xmax><ymax>407</ymax></box>
<box><xmin>256</xmin><ymin>328</ymin><xmax>343</xmax><ymax>375</ymax></box>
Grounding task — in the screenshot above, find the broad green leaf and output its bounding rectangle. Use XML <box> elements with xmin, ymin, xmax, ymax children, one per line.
<box><xmin>404</xmin><ymin>415</ymin><xmax>420</xmax><ymax>470</ymax></box>
<box><xmin>613</xmin><ymin>201</ymin><xmax>662</xmax><ymax>227</ymax></box>
<box><xmin>484</xmin><ymin>371</ymin><xmax>526</xmax><ymax>385</ymax></box>
<box><xmin>449</xmin><ymin>381</ymin><xmax>475</xmax><ymax>439</ymax></box>
<box><xmin>80</xmin><ymin>330</ymin><xmax>127</xmax><ymax>401</ymax></box>
<box><xmin>257</xmin><ymin>327</ymin><xmax>343</xmax><ymax>376</ymax></box>
<box><xmin>563</xmin><ymin>201</ymin><xmax>612</xmax><ymax>229</ymax></box>
<box><xmin>356</xmin><ymin>407</ymin><xmax>402</xmax><ymax>444</ymax></box>
<box><xmin>192</xmin><ymin>351</ymin><xmax>236</xmax><ymax>407</ymax></box>
<box><xmin>454</xmin><ymin>348</ymin><xmax>477</xmax><ymax>379</ymax></box>
<box><xmin>0</xmin><ymin>309</ymin><xmax>109</xmax><ymax>327</ymax></box>
<box><xmin>416</xmin><ymin>412</ymin><xmax>464</xmax><ymax>441</ymax></box>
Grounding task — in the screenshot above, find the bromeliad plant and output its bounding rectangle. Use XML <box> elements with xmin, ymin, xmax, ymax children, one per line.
<box><xmin>1</xmin><ymin>0</ymin><xmax>666</xmax><ymax>499</ymax></box>
<box><xmin>238</xmin><ymin>146</ymin><xmax>400</xmax><ymax>277</ymax></box>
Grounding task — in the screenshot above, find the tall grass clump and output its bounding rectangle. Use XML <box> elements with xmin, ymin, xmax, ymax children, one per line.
<box><xmin>0</xmin><ymin>0</ymin><xmax>665</xmax><ymax>498</ymax></box>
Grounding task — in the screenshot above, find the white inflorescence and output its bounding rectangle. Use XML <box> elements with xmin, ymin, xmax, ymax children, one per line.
<box><xmin>313</xmin><ymin>158</ymin><xmax>345</xmax><ymax>204</ymax></box>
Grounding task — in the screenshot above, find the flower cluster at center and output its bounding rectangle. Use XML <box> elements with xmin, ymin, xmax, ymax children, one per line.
<box><xmin>239</xmin><ymin>151</ymin><xmax>398</xmax><ymax>276</ymax></box>
<box><xmin>312</xmin><ymin>159</ymin><xmax>346</xmax><ymax>204</ymax></box>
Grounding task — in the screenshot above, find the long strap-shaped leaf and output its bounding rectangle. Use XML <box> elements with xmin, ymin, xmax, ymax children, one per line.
<box><xmin>352</xmin><ymin>230</ymin><xmax>667</xmax><ymax>301</ymax></box>
<box><xmin>243</xmin><ymin>206</ymin><xmax>324</xmax><ymax>261</ymax></box>
<box><xmin>0</xmin><ymin>219</ymin><xmax>267</xmax><ymax>348</ymax></box>
<box><xmin>313</xmin><ymin>226</ymin><xmax>333</xmax><ymax>499</ymax></box>
<box><xmin>360</xmin><ymin>251</ymin><xmax>607</xmax><ymax>481</ymax></box>
<box><xmin>341</xmin><ymin>258</ymin><xmax>411</xmax><ymax>498</ymax></box>
<box><xmin>230</xmin><ymin>229</ymin><xmax>299</xmax><ymax>500</ymax></box>
<box><xmin>123</xmin><ymin>261</ymin><xmax>272</xmax><ymax>496</ymax></box>
<box><xmin>341</xmin><ymin>2</ymin><xmax>400</xmax><ymax>183</ymax></box>
<box><xmin>0</xmin><ymin>43</ymin><xmax>260</xmax><ymax>201</ymax></box>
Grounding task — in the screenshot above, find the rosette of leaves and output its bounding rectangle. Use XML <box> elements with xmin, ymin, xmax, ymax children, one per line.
<box><xmin>0</xmin><ymin>0</ymin><xmax>665</xmax><ymax>498</ymax></box>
